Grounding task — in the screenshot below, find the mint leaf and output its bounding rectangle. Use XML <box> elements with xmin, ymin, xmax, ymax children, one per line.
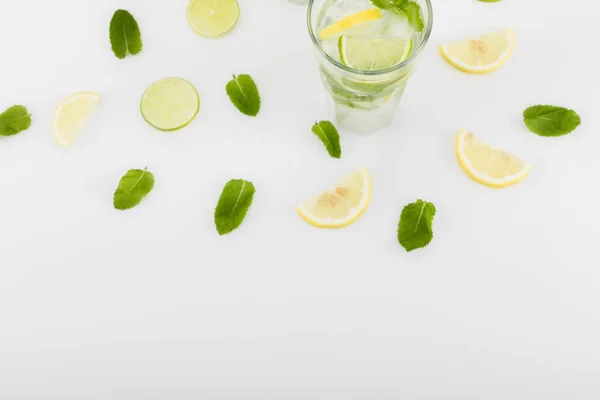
<box><xmin>110</xmin><ymin>9</ymin><xmax>142</xmax><ymax>59</ymax></box>
<box><xmin>397</xmin><ymin>199</ymin><xmax>436</xmax><ymax>252</ymax></box>
<box><xmin>400</xmin><ymin>1</ymin><xmax>424</xmax><ymax>32</ymax></box>
<box><xmin>311</xmin><ymin>121</ymin><xmax>341</xmax><ymax>159</ymax></box>
<box><xmin>226</xmin><ymin>74</ymin><xmax>261</xmax><ymax>117</ymax></box>
<box><xmin>0</xmin><ymin>105</ymin><xmax>31</xmax><ymax>136</ymax></box>
<box><xmin>523</xmin><ymin>105</ymin><xmax>581</xmax><ymax>137</ymax></box>
<box><xmin>214</xmin><ymin>179</ymin><xmax>255</xmax><ymax>235</ymax></box>
<box><xmin>370</xmin><ymin>0</ymin><xmax>424</xmax><ymax>32</ymax></box>
<box><xmin>113</xmin><ymin>168</ymin><xmax>155</xmax><ymax>210</ymax></box>
<box><xmin>371</xmin><ymin>0</ymin><xmax>399</xmax><ymax>8</ymax></box>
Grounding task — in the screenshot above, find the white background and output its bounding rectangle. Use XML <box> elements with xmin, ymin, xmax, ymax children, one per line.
<box><xmin>1</xmin><ymin>0</ymin><xmax>599</xmax><ymax>398</ymax></box>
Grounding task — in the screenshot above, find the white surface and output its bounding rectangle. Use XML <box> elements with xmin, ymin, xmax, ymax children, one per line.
<box><xmin>1</xmin><ymin>0</ymin><xmax>599</xmax><ymax>398</ymax></box>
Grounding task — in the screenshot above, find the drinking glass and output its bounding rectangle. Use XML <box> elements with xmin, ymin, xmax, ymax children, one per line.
<box><xmin>307</xmin><ymin>0</ymin><xmax>433</xmax><ymax>134</ymax></box>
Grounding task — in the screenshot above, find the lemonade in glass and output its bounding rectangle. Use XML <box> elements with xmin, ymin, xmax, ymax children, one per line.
<box><xmin>307</xmin><ymin>0</ymin><xmax>433</xmax><ymax>134</ymax></box>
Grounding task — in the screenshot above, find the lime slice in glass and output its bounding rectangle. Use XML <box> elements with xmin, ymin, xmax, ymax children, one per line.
<box><xmin>338</xmin><ymin>35</ymin><xmax>413</xmax><ymax>71</ymax></box>
<box><xmin>187</xmin><ymin>0</ymin><xmax>240</xmax><ymax>37</ymax></box>
<box><xmin>140</xmin><ymin>78</ymin><xmax>200</xmax><ymax>131</ymax></box>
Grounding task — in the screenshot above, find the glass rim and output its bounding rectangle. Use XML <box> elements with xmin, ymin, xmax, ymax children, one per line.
<box><xmin>307</xmin><ymin>0</ymin><xmax>434</xmax><ymax>76</ymax></box>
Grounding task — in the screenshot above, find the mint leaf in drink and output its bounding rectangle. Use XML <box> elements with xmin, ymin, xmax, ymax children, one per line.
<box><xmin>400</xmin><ymin>1</ymin><xmax>424</xmax><ymax>32</ymax></box>
<box><xmin>371</xmin><ymin>0</ymin><xmax>424</xmax><ymax>32</ymax></box>
<box><xmin>523</xmin><ymin>105</ymin><xmax>581</xmax><ymax>137</ymax></box>
<box><xmin>397</xmin><ymin>199</ymin><xmax>436</xmax><ymax>252</ymax></box>
<box><xmin>109</xmin><ymin>9</ymin><xmax>143</xmax><ymax>59</ymax></box>
<box><xmin>0</xmin><ymin>105</ymin><xmax>31</xmax><ymax>136</ymax></box>
<box><xmin>371</xmin><ymin>0</ymin><xmax>399</xmax><ymax>8</ymax></box>
<box><xmin>113</xmin><ymin>167</ymin><xmax>155</xmax><ymax>210</ymax></box>
<box><xmin>226</xmin><ymin>74</ymin><xmax>261</xmax><ymax>116</ymax></box>
<box><xmin>311</xmin><ymin>121</ymin><xmax>341</xmax><ymax>158</ymax></box>
<box><xmin>214</xmin><ymin>179</ymin><xmax>255</xmax><ymax>235</ymax></box>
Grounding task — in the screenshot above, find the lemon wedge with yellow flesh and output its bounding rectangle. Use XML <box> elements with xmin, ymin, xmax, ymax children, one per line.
<box><xmin>456</xmin><ymin>129</ymin><xmax>530</xmax><ymax>188</ymax></box>
<box><xmin>297</xmin><ymin>167</ymin><xmax>371</xmax><ymax>228</ymax></box>
<box><xmin>439</xmin><ymin>28</ymin><xmax>514</xmax><ymax>74</ymax></box>
<box><xmin>319</xmin><ymin>8</ymin><xmax>383</xmax><ymax>40</ymax></box>
<box><xmin>52</xmin><ymin>92</ymin><xmax>101</xmax><ymax>147</ymax></box>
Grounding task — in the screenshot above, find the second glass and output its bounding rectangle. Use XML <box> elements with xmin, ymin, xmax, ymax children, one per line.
<box><xmin>307</xmin><ymin>0</ymin><xmax>433</xmax><ymax>135</ymax></box>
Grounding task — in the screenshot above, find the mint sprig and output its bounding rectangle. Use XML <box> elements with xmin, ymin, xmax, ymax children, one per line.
<box><xmin>397</xmin><ymin>199</ymin><xmax>436</xmax><ymax>252</ymax></box>
<box><xmin>0</xmin><ymin>105</ymin><xmax>31</xmax><ymax>136</ymax></box>
<box><xmin>523</xmin><ymin>105</ymin><xmax>581</xmax><ymax>137</ymax></box>
<box><xmin>215</xmin><ymin>179</ymin><xmax>256</xmax><ymax>235</ymax></box>
<box><xmin>371</xmin><ymin>0</ymin><xmax>424</xmax><ymax>32</ymax></box>
<box><xmin>226</xmin><ymin>74</ymin><xmax>261</xmax><ymax>117</ymax></box>
<box><xmin>110</xmin><ymin>9</ymin><xmax>143</xmax><ymax>59</ymax></box>
<box><xmin>113</xmin><ymin>167</ymin><xmax>155</xmax><ymax>210</ymax></box>
<box><xmin>311</xmin><ymin>121</ymin><xmax>341</xmax><ymax>158</ymax></box>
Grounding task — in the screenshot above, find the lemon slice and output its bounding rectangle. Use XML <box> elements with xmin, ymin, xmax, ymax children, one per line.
<box><xmin>187</xmin><ymin>0</ymin><xmax>240</xmax><ymax>37</ymax></box>
<box><xmin>319</xmin><ymin>8</ymin><xmax>383</xmax><ymax>41</ymax></box>
<box><xmin>297</xmin><ymin>167</ymin><xmax>371</xmax><ymax>228</ymax></box>
<box><xmin>439</xmin><ymin>28</ymin><xmax>514</xmax><ymax>74</ymax></box>
<box><xmin>456</xmin><ymin>129</ymin><xmax>530</xmax><ymax>188</ymax></box>
<box><xmin>52</xmin><ymin>92</ymin><xmax>101</xmax><ymax>147</ymax></box>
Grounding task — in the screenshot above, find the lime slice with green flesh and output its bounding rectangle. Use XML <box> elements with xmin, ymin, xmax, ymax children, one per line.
<box><xmin>339</xmin><ymin>35</ymin><xmax>413</xmax><ymax>71</ymax></box>
<box><xmin>187</xmin><ymin>0</ymin><xmax>240</xmax><ymax>37</ymax></box>
<box><xmin>141</xmin><ymin>78</ymin><xmax>200</xmax><ymax>131</ymax></box>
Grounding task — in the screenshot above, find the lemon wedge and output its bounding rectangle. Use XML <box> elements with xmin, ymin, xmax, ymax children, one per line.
<box><xmin>319</xmin><ymin>8</ymin><xmax>383</xmax><ymax>41</ymax></box>
<box><xmin>456</xmin><ymin>129</ymin><xmax>530</xmax><ymax>188</ymax></box>
<box><xmin>297</xmin><ymin>167</ymin><xmax>371</xmax><ymax>228</ymax></box>
<box><xmin>439</xmin><ymin>28</ymin><xmax>514</xmax><ymax>74</ymax></box>
<box><xmin>52</xmin><ymin>92</ymin><xmax>101</xmax><ymax>147</ymax></box>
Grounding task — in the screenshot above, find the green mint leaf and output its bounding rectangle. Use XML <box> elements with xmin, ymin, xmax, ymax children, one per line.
<box><xmin>311</xmin><ymin>121</ymin><xmax>341</xmax><ymax>158</ymax></box>
<box><xmin>0</xmin><ymin>105</ymin><xmax>31</xmax><ymax>136</ymax></box>
<box><xmin>214</xmin><ymin>179</ymin><xmax>256</xmax><ymax>235</ymax></box>
<box><xmin>401</xmin><ymin>1</ymin><xmax>424</xmax><ymax>32</ymax></box>
<box><xmin>370</xmin><ymin>0</ymin><xmax>424</xmax><ymax>32</ymax></box>
<box><xmin>109</xmin><ymin>9</ymin><xmax>142</xmax><ymax>59</ymax></box>
<box><xmin>371</xmin><ymin>0</ymin><xmax>402</xmax><ymax>8</ymax></box>
<box><xmin>226</xmin><ymin>74</ymin><xmax>261</xmax><ymax>117</ymax></box>
<box><xmin>397</xmin><ymin>199</ymin><xmax>436</xmax><ymax>252</ymax></box>
<box><xmin>113</xmin><ymin>168</ymin><xmax>155</xmax><ymax>210</ymax></box>
<box><xmin>523</xmin><ymin>105</ymin><xmax>581</xmax><ymax>137</ymax></box>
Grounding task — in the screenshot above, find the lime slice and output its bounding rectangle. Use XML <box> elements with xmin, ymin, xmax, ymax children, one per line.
<box><xmin>187</xmin><ymin>0</ymin><xmax>240</xmax><ymax>37</ymax></box>
<box><xmin>140</xmin><ymin>78</ymin><xmax>200</xmax><ymax>131</ymax></box>
<box><xmin>339</xmin><ymin>35</ymin><xmax>413</xmax><ymax>71</ymax></box>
